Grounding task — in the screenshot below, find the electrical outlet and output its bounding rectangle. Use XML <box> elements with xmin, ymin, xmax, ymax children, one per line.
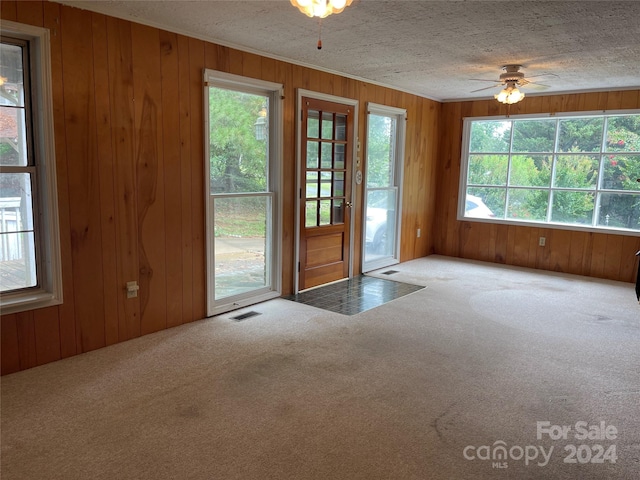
<box><xmin>417</xmin><ymin>228</ymin><xmax>421</xmax><ymax>238</ymax></box>
<box><xmin>539</xmin><ymin>236</ymin><xmax>546</xmax><ymax>247</ymax></box>
<box><xmin>126</xmin><ymin>281</ymin><xmax>139</xmax><ymax>299</ymax></box>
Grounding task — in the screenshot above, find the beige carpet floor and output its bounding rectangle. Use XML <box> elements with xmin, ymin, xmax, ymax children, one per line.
<box><xmin>1</xmin><ymin>255</ymin><xmax>639</xmax><ymax>479</ymax></box>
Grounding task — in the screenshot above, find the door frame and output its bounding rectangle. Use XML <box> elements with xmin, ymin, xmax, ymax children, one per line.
<box><xmin>204</xmin><ymin>69</ymin><xmax>283</xmax><ymax>316</ymax></box>
<box><xmin>294</xmin><ymin>89</ymin><xmax>359</xmax><ymax>293</ymax></box>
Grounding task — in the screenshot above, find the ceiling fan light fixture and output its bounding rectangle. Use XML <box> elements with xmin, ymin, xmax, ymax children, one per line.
<box><xmin>290</xmin><ymin>0</ymin><xmax>353</xmax><ymax>18</ymax></box>
<box><xmin>495</xmin><ymin>83</ymin><xmax>525</xmax><ymax>104</ymax></box>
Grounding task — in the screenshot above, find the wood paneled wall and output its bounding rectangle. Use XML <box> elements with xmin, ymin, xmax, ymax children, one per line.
<box><xmin>435</xmin><ymin>90</ymin><xmax>640</xmax><ymax>281</ymax></box>
<box><xmin>0</xmin><ymin>1</ymin><xmax>439</xmax><ymax>374</ymax></box>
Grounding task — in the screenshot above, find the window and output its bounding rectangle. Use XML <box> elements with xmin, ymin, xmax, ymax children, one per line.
<box><xmin>0</xmin><ymin>21</ymin><xmax>61</xmax><ymax>314</ymax></box>
<box><xmin>363</xmin><ymin>103</ymin><xmax>406</xmax><ymax>272</ymax></box>
<box><xmin>204</xmin><ymin>70</ymin><xmax>282</xmax><ymax>316</ymax></box>
<box><xmin>460</xmin><ymin>112</ymin><xmax>640</xmax><ymax>233</ymax></box>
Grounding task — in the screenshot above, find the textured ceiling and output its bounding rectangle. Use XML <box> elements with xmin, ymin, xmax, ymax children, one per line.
<box><xmin>59</xmin><ymin>1</ymin><xmax>640</xmax><ymax>102</ymax></box>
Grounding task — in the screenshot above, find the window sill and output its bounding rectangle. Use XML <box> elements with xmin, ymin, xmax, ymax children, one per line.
<box><xmin>457</xmin><ymin>215</ymin><xmax>640</xmax><ymax>237</ymax></box>
<box><xmin>0</xmin><ymin>289</ymin><xmax>63</xmax><ymax>315</ymax></box>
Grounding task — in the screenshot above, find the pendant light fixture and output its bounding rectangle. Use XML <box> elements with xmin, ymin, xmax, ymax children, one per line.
<box><xmin>290</xmin><ymin>0</ymin><xmax>353</xmax><ymax>19</ymax></box>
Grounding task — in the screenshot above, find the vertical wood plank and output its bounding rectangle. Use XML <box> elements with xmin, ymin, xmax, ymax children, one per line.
<box><xmin>92</xmin><ymin>12</ymin><xmax>120</xmax><ymax>346</ymax></box>
<box><xmin>589</xmin><ymin>234</ymin><xmax>608</xmax><ymax>278</ymax></box>
<box><xmin>16</xmin><ymin>311</ymin><xmax>37</xmax><ymax>370</ymax></box>
<box><xmin>16</xmin><ymin>0</ymin><xmax>43</xmax><ymax>26</ymax></box>
<box><xmin>1</xmin><ymin>315</ymin><xmax>21</xmax><ymax>375</ymax></box>
<box><xmin>1</xmin><ymin>1</ymin><xmax>18</xmax><ymax>21</ymax></box>
<box><xmin>132</xmin><ymin>23</ymin><xmax>167</xmax><ymax>335</ymax></box>
<box><xmin>620</xmin><ymin>236</ymin><xmax>640</xmax><ymax>283</ymax></box>
<box><xmin>620</xmin><ymin>89</ymin><xmax>640</xmax><ymax>109</ymax></box>
<box><xmin>189</xmin><ymin>37</ymin><xmax>206</xmax><ymax>320</ymax></box>
<box><xmin>160</xmin><ymin>30</ymin><xmax>184</xmax><ymax>329</ymax></box>
<box><xmin>44</xmin><ymin>1</ymin><xmax>77</xmax><ymax>358</ymax></box>
<box><xmin>568</xmin><ymin>231</ymin><xmax>587</xmax><ymax>276</ymax></box>
<box><xmin>61</xmin><ymin>6</ymin><xmax>106</xmax><ymax>353</ymax></box>
<box><xmin>107</xmin><ymin>17</ymin><xmax>141</xmax><ymax>341</ymax></box>
<box><xmin>549</xmin><ymin>229</ymin><xmax>571</xmax><ymax>272</ymax></box>
<box><xmin>33</xmin><ymin>307</ymin><xmax>61</xmax><ymax>365</ymax></box>
<box><xmin>513</xmin><ymin>227</ymin><xmax>531</xmax><ymax>266</ymax></box>
<box><xmin>602</xmin><ymin>234</ymin><xmax>623</xmax><ymax>280</ymax></box>
<box><xmin>178</xmin><ymin>34</ymin><xmax>194</xmax><ymax>323</ymax></box>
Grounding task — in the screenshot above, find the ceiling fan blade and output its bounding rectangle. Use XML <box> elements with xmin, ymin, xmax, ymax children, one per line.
<box><xmin>524</xmin><ymin>72</ymin><xmax>559</xmax><ymax>79</ymax></box>
<box><xmin>470</xmin><ymin>83</ymin><xmax>502</xmax><ymax>93</ymax></box>
<box><xmin>469</xmin><ymin>78</ymin><xmax>501</xmax><ymax>82</ymax></box>
<box><xmin>525</xmin><ymin>82</ymin><xmax>550</xmax><ymax>91</ymax></box>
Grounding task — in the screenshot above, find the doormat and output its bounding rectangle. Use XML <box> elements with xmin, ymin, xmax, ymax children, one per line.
<box><xmin>285</xmin><ymin>275</ymin><xmax>424</xmax><ymax>316</ymax></box>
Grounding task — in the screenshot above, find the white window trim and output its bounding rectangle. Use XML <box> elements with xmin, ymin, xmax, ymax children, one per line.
<box><xmin>458</xmin><ymin>110</ymin><xmax>640</xmax><ymax>237</ymax></box>
<box><xmin>0</xmin><ymin>20</ymin><xmax>63</xmax><ymax>314</ymax></box>
<box><xmin>203</xmin><ymin>69</ymin><xmax>283</xmax><ymax>316</ymax></box>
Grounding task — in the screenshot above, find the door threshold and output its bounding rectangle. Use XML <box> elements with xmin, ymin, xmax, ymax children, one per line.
<box><xmin>297</xmin><ymin>276</ymin><xmax>350</xmax><ymax>294</ymax></box>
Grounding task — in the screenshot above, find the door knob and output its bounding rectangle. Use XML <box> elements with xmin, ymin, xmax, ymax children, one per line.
<box><xmin>345</xmin><ymin>202</ymin><xmax>353</xmax><ymax>208</ymax></box>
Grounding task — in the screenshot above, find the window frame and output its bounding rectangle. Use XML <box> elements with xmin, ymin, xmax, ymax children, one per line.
<box><xmin>0</xmin><ymin>20</ymin><xmax>62</xmax><ymax>314</ymax></box>
<box><xmin>362</xmin><ymin>102</ymin><xmax>406</xmax><ymax>273</ymax></box>
<box><xmin>458</xmin><ymin>110</ymin><xmax>640</xmax><ymax>236</ymax></box>
<box><xmin>203</xmin><ymin>69</ymin><xmax>283</xmax><ymax>316</ymax></box>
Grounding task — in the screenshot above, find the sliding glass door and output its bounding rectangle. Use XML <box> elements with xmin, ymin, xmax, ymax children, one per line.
<box><xmin>205</xmin><ymin>71</ymin><xmax>282</xmax><ymax>316</ymax></box>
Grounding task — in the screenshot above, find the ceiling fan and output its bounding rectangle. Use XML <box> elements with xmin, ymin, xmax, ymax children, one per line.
<box><xmin>470</xmin><ymin>64</ymin><xmax>557</xmax><ymax>104</ymax></box>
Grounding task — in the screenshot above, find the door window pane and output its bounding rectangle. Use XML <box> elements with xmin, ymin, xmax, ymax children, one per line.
<box><xmin>306</xmin><ymin>141</ymin><xmax>319</xmax><ymax>168</ymax></box>
<box><xmin>334</xmin><ymin>143</ymin><xmax>345</xmax><ymax>169</ymax></box>
<box><xmin>332</xmin><ymin>199</ymin><xmax>344</xmax><ymax>224</ymax></box>
<box><xmin>320</xmin><ymin>172</ymin><xmax>332</xmax><ymax>197</ymax></box>
<box><xmin>335</xmin><ymin>114</ymin><xmax>346</xmax><ymax>140</ymax></box>
<box><xmin>306</xmin><ymin>172</ymin><xmax>318</xmax><ymax>198</ymax></box>
<box><xmin>305</xmin><ymin>201</ymin><xmax>317</xmax><ymax>227</ymax></box>
<box><xmin>321</xmin><ymin>143</ymin><xmax>333</xmax><ymax>168</ymax></box>
<box><xmin>333</xmin><ymin>172</ymin><xmax>344</xmax><ymax>196</ymax></box>
<box><xmin>319</xmin><ymin>199</ymin><xmax>331</xmax><ymax>225</ymax></box>
<box><xmin>321</xmin><ymin>112</ymin><xmax>333</xmax><ymax>140</ymax></box>
<box><xmin>307</xmin><ymin>110</ymin><xmax>319</xmax><ymax>138</ymax></box>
